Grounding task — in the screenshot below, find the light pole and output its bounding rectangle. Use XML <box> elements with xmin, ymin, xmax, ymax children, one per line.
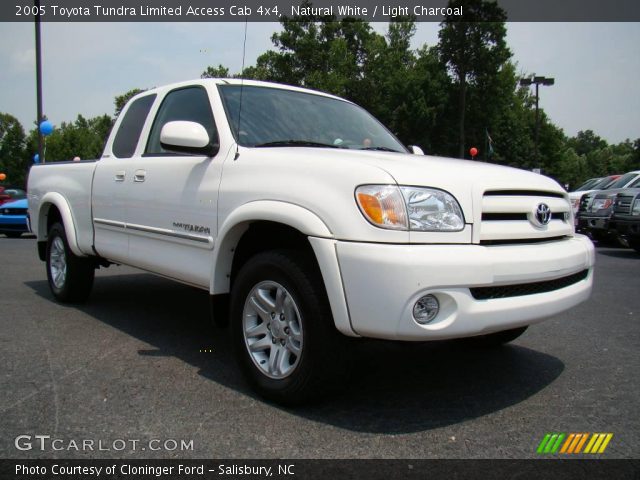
<box><xmin>35</xmin><ymin>0</ymin><xmax>44</xmax><ymax>163</ymax></box>
<box><xmin>520</xmin><ymin>75</ymin><xmax>554</xmax><ymax>172</ymax></box>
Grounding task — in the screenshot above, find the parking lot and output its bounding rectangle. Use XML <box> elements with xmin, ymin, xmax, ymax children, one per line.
<box><xmin>1</xmin><ymin>235</ymin><xmax>638</xmax><ymax>459</ymax></box>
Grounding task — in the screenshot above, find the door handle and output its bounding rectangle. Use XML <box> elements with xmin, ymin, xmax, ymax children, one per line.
<box><xmin>114</xmin><ymin>171</ymin><xmax>126</xmax><ymax>182</ymax></box>
<box><xmin>134</xmin><ymin>170</ymin><xmax>146</xmax><ymax>182</ymax></box>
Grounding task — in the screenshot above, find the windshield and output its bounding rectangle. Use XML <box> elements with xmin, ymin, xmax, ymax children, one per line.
<box><xmin>608</xmin><ymin>172</ymin><xmax>638</xmax><ymax>189</ymax></box>
<box><xmin>575</xmin><ymin>178</ymin><xmax>601</xmax><ymax>191</ymax></box>
<box><xmin>589</xmin><ymin>176</ymin><xmax>618</xmax><ymax>190</ymax></box>
<box><xmin>218</xmin><ymin>85</ymin><xmax>407</xmax><ymax>153</ymax></box>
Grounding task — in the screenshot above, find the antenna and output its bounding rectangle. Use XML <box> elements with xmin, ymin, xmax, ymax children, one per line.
<box><xmin>235</xmin><ymin>20</ymin><xmax>248</xmax><ymax>161</ymax></box>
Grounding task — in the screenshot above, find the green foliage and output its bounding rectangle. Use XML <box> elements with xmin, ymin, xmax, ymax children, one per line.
<box><xmin>114</xmin><ymin>88</ymin><xmax>146</xmax><ymax>117</ymax></box>
<box><xmin>26</xmin><ymin>114</ymin><xmax>114</xmax><ymax>163</ymax></box>
<box><xmin>1</xmin><ymin>18</ymin><xmax>636</xmax><ymax>191</ymax></box>
<box><xmin>201</xmin><ymin>64</ymin><xmax>231</xmax><ymax>79</ymax></box>
<box><xmin>0</xmin><ymin>113</ymin><xmax>28</xmax><ymax>187</ymax></box>
<box><xmin>438</xmin><ymin>0</ymin><xmax>510</xmax><ymax>158</ymax></box>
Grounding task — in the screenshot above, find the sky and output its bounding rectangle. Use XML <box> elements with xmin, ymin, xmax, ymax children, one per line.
<box><xmin>1</xmin><ymin>21</ymin><xmax>639</xmax><ymax>144</ymax></box>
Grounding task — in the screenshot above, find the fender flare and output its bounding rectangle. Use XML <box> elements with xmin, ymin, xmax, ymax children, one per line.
<box><xmin>210</xmin><ymin>200</ymin><xmax>332</xmax><ymax>294</ymax></box>
<box><xmin>38</xmin><ymin>192</ymin><xmax>85</xmax><ymax>257</ymax></box>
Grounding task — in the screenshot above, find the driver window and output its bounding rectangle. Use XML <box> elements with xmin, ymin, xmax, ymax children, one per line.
<box><xmin>145</xmin><ymin>86</ymin><xmax>217</xmax><ymax>155</ymax></box>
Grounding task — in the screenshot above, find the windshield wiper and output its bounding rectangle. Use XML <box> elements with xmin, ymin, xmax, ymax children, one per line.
<box><xmin>254</xmin><ymin>140</ymin><xmax>341</xmax><ymax>149</ymax></box>
<box><xmin>360</xmin><ymin>146</ymin><xmax>402</xmax><ymax>153</ymax></box>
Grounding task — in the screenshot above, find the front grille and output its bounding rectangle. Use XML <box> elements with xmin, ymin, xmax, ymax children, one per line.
<box><xmin>482</xmin><ymin>212</ymin><xmax>566</xmax><ymax>221</ymax></box>
<box><xmin>578</xmin><ymin>195</ymin><xmax>592</xmax><ymax>214</ymax></box>
<box><xmin>479</xmin><ymin>190</ymin><xmax>573</xmax><ymax>244</ymax></box>
<box><xmin>1</xmin><ymin>208</ymin><xmax>27</xmax><ymax>215</ymax></box>
<box><xmin>484</xmin><ymin>190</ymin><xmax>565</xmax><ymax>198</ymax></box>
<box><xmin>614</xmin><ymin>195</ymin><xmax>634</xmax><ymax>215</ymax></box>
<box><xmin>479</xmin><ymin>235</ymin><xmax>569</xmax><ymax>246</ymax></box>
<box><xmin>470</xmin><ymin>269</ymin><xmax>589</xmax><ymax>300</ymax></box>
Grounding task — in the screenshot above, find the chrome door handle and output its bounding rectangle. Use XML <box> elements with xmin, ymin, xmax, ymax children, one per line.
<box><xmin>134</xmin><ymin>170</ymin><xmax>146</xmax><ymax>182</ymax></box>
<box><xmin>114</xmin><ymin>171</ymin><xmax>126</xmax><ymax>182</ymax></box>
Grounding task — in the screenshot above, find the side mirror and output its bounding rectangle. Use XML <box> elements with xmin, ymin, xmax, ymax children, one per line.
<box><xmin>410</xmin><ymin>145</ymin><xmax>425</xmax><ymax>155</ymax></box>
<box><xmin>160</xmin><ymin>121</ymin><xmax>219</xmax><ymax>157</ymax></box>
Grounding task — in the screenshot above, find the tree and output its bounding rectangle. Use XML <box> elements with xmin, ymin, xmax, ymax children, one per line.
<box><xmin>567</xmin><ymin>130</ymin><xmax>608</xmax><ymax>157</ymax></box>
<box><xmin>438</xmin><ymin>0</ymin><xmax>510</xmax><ymax>158</ymax></box>
<box><xmin>0</xmin><ymin>113</ymin><xmax>28</xmax><ymax>187</ymax></box>
<box><xmin>114</xmin><ymin>88</ymin><xmax>146</xmax><ymax>117</ymax></box>
<box><xmin>201</xmin><ymin>64</ymin><xmax>230</xmax><ymax>78</ymax></box>
<box><xmin>25</xmin><ymin>114</ymin><xmax>113</xmax><ymax>163</ymax></box>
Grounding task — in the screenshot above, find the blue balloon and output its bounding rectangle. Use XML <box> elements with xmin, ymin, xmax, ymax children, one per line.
<box><xmin>33</xmin><ymin>153</ymin><xmax>40</xmax><ymax>164</ymax></box>
<box><xmin>39</xmin><ymin>120</ymin><xmax>54</xmax><ymax>136</ymax></box>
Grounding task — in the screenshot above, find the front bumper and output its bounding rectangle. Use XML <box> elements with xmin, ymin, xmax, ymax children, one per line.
<box><xmin>610</xmin><ymin>218</ymin><xmax>640</xmax><ymax>239</ymax></box>
<box><xmin>577</xmin><ymin>215</ymin><xmax>611</xmax><ymax>233</ymax></box>
<box><xmin>336</xmin><ymin>235</ymin><xmax>594</xmax><ymax>341</ymax></box>
<box><xmin>0</xmin><ymin>216</ymin><xmax>29</xmax><ymax>233</ymax></box>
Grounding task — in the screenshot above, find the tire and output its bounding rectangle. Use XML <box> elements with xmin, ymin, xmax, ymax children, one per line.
<box><xmin>629</xmin><ymin>238</ymin><xmax>640</xmax><ymax>254</ymax></box>
<box><xmin>230</xmin><ymin>250</ymin><xmax>349</xmax><ymax>405</ymax></box>
<box><xmin>4</xmin><ymin>231</ymin><xmax>22</xmax><ymax>238</ymax></box>
<box><xmin>46</xmin><ymin>222</ymin><xmax>95</xmax><ymax>303</ymax></box>
<box><xmin>463</xmin><ymin>326</ymin><xmax>528</xmax><ymax>348</ymax></box>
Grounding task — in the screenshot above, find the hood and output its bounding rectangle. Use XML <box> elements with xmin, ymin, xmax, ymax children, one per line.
<box><xmin>250</xmin><ymin>147</ymin><xmax>566</xmax><ymax>217</ymax></box>
<box><xmin>1</xmin><ymin>198</ymin><xmax>28</xmax><ymax>209</ymax></box>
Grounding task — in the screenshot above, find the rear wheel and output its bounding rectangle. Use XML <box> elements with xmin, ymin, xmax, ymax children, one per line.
<box><xmin>230</xmin><ymin>250</ymin><xmax>349</xmax><ymax>405</ymax></box>
<box><xmin>46</xmin><ymin>222</ymin><xmax>95</xmax><ymax>303</ymax></box>
<box><xmin>463</xmin><ymin>326</ymin><xmax>528</xmax><ymax>348</ymax></box>
<box><xmin>4</xmin><ymin>232</ymin><xmax>22</xmax><ymax>238</ymax></box>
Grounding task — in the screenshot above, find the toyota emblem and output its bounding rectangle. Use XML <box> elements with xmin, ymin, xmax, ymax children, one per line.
<box><xmin>534</xmin><ymin>203</ymin><xmax>552</xmax><ymax>226</ymax></box>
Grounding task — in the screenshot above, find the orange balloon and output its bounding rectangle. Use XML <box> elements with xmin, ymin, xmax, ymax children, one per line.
<box><xmin>469</xmin><ymin>147</ymin><xmax>478</xmax><ymax>158</ymax></box>
<box><xmin>0</xmin><ymin>173</ymin><xmax>6</xmax><ymax>181</ymax></box>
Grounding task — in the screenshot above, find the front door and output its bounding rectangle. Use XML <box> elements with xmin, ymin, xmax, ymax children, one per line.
<box><xmin>125</xmin><ymin>86</ymin><xmax>223</xmax><ymax>288</ymax></box>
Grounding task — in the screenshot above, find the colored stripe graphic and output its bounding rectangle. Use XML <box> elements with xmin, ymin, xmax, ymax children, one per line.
<box><xmin>574</xmin><ymin>433</ymin><xmax>589</xmax><ymax>454</ymax></box>
<box><xmin>584</xmin><ymin>433</ymin><xmax>599</xmax><ymax>453</ymax></box>
<box><xmin>560</xmin><ymin>434</ymin><xmax>575</xmax><ymax>453</ymax></box>
<box><xmin>585</xmin><ymin>433</ymin><xmax>614</xmax><ymax>454</ymax></box>
<box><xmin>598</xmin><ymin>434</ymin><xmax>613</xmax><ymax>454</ymax></box>
<box><xmin>538</xmin><ymin>433</ymin><xmax>613</xmax><ymax>454</ymax></box>
<box><xmin>537</xmin><ymin>433</ymin><xmax>552</xmax><ymax>454</ymax></box>
<box><xmin>550</xmin><ymin>433</ymin><xmax>565</xmax><ymax>453</ymax></box>
<box><xmin>567</xmin><ymin>433</ymin><xmax>584</xmax><ymax>454</ymax></box>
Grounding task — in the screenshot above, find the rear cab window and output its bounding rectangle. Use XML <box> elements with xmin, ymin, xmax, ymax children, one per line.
<box><xmin>112</xmin><ymin>94</ymin><xmax>157</xmax><ymax>158</ymax></box>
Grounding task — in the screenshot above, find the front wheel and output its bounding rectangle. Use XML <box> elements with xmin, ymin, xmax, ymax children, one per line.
<box><xmin>46</xmin><ymin>222</ymin><xmax>95</xmax><ymax>303</ymax></box>
<box><xmin>230</xmin><ymin>250</ymin><xmax>349</xmax><ymax>405</ymax></box>
<box><xmin>629</xmin><ymin>238</ymin><xmax>640</xmax><ymax>254</ymax></box>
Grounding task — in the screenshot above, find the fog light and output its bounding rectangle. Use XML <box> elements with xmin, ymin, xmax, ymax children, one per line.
<box><xmin>413</xmin><ymin>294</ymin><xmax>439</xmax><ymax>324</ymax></box>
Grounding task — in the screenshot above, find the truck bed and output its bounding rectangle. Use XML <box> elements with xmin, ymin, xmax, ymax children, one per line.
<box><xmin>27</xmin><ymin>160</ymin><xmax>98</xmax><ymax>256</ymax></box>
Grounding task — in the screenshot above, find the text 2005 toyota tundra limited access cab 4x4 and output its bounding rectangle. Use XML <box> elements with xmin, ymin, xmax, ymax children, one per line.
<box><xmin>28</xmin><ymin>79</ymin><xmax>594</xmax><ymax>404</ymax></box>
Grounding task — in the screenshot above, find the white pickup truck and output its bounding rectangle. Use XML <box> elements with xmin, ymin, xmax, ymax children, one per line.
<box><xmin>28</xmin><ymin>79</ymin><xmax>594</xmax><ymax>404</ymax></box>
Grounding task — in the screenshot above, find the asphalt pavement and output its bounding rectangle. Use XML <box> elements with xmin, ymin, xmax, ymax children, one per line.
<box><xmin>1</xmin><ymin>235</ymin><xmax>638</xmax><ymax>459</ymax></box>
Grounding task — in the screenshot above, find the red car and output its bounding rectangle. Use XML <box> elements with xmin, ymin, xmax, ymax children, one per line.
<box><xmin>0</xmin><ymin>187</ymin><xmax>26</xmax><ymax>206</ymax></box>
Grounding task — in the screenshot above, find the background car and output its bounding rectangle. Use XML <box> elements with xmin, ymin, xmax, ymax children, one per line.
<box><xmin>0</xmin><ymin>198</ymin><xmax>29</xmax><ymax>238</ymax></box>
<box><xmin>0</xmin><ymin>187</ymin><xmax>26</xmax><ymax>206</ymax></box>
<box><xmin>609</xmin><ymin>188</ymin><xmax>640</xmax><ymax>254</ymax></box>
<box><xmin>576</xmin><ymin>175</ymin><xmax>640</xmax><ymax>242</ymax></box>
<box><xmin>569</xmin><ymin>175</ymin><xmax>621</xmax><ymax>215</ymax></box>
<box><xmin>572</xmin><ymin>177</ymin><xmax>603</xmax><ymax>192</ymax></box>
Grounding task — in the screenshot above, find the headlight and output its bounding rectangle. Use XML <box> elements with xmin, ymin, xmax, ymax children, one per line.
<box><xmin>355</xmin><ymin>185</ymin><xmax>407</xmax><ymax>230</ymax></box>
<box><xmin>355</xmin><ymin>185</ymin><xmax>465</xmax><ymax>232</ymax></box>
<box><xmin>633</xmin><ymin>198</ymin><xmax>640</xmax><ymax>215</ymax></box>
<box><xmin>592</xmin><ymin>198</ymin><xmax>613</xmax><ymax>211</ymax></box>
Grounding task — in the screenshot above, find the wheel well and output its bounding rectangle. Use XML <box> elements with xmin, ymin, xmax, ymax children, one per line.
<box><xmin>46</xmin><ymin>204</ymin><xmax>62</xmax><ymax>233</ymax></box>
<box><xmin>230</xmin><ymin>221</ymin><xmax>318</xmax><ymax>288</ymax></box>
<box><xmin>37</xmin><ymin>204</ymin><xmax>63</xmax><ymax>261</ymax></box>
